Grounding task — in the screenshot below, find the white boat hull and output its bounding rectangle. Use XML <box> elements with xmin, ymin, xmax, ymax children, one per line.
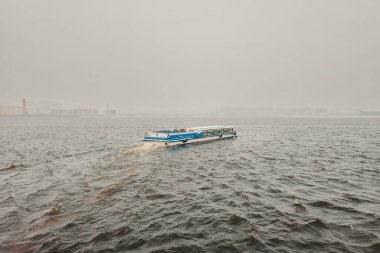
<box><xmin>144</xmin><ymin>134</ymin><xmax>237</xmax><ymax>147</ymax></box>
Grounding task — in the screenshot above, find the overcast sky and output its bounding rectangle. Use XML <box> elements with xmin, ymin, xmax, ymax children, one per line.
<box><xmin>1</xmin><ymin>0</ymin><xmax>379</xmax><ymax>113</ymax></box>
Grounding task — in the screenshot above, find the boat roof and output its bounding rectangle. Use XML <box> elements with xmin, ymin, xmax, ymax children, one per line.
<box><xmin>147</xmin><ymin>126</ymin><xmax>234</xmax><ymax>133</ymax></box>
<box><xmin>190</xmin><ymin>126</ymin><xmax>234</xmax><ymax>130</ymax></box>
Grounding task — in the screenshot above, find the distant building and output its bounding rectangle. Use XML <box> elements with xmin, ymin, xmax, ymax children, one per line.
<box><xmin>105</xmin><ymin>109</ymin><xmax>117</xmax><ymax>115</ymax></box>
<box><xmin>360</xmin><ymin>111</ymin><xmax>380</xmax><ymax>116</ymax></box>
<box><xmin>0</xmin><ymin>106</ymin><xmax>22</xmax><ymax>115</ymax></box>
<box><xmin>22</xmin><ymin>98</ymin><xmax>27</xmax><ymax>114</ymax></box>
<box><xmin>51</xmin><ymin>109</ymin><xmax>99</xmax><ymax>116</ymax></box>
<box><xmin>103</xmin><ymin>103</ymin><xmax>117</xmax><ymax>115</ymax></box>
<box><xmin>0</xmin><ymin>98</ymin><xmax>27</xmax><ymax>115</ymax></box>
<box><xmin>24</xmin><ymin>100</ymin><xmax>62</xmax><ymax>114</ymax></box>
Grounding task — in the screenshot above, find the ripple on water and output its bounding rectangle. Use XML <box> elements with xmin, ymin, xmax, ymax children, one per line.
<box><xmin>0</xmin><ymin>117</ymin><xmax>380</xmax><ymax>253</ymax></box>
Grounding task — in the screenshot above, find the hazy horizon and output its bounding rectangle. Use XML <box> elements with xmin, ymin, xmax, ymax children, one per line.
<box><xmin>1</xmin><ymin>0</ymin><xmax>380</xmax><ymax>114</ymax></box>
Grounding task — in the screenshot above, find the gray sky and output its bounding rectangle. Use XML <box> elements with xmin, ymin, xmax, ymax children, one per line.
<box><xmin>1</xmin><ymin>0</ymin><xmax>379</xmax><ymax>113</ymax></box>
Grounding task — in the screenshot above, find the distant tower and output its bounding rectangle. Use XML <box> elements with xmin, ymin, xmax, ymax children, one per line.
<box><xmin>106</xmin><ymin>103</ymin><xmax>109</xmax><ymax>114</ymax></box>
<box><xmin>22</xmin><ymin>98</ymin><xmax>27</xmax><ymax>115</ymax></box>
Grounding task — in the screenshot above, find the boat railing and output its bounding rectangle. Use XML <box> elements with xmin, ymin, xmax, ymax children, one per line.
<box><xmin>145</xmin><ymin>132</ymin><xmax>170</xmax><ymax>138</ymax></box>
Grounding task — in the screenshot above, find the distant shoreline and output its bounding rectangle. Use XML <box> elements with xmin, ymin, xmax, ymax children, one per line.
<box><xmin>1</xmin><ymin>114</ymin><xmax>380</xmax><ymax>118</ymax></box>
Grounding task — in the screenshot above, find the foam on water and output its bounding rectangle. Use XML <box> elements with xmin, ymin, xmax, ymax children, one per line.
<box><xmin>124</xmin><ymin>142</ymin><xmax>163</xmax><ymax>154</ymax></box>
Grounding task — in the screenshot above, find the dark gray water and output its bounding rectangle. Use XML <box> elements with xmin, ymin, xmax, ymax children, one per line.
<box><xmin>1</xmin><ymin>116</ymin><xmax>379</xmax><ymax>253</ymax></box>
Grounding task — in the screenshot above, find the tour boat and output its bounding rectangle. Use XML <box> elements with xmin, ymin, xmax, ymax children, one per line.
<box><xmin>143</xmin><ymin>126</ymin><xmax>237</xmax><ymax>146</ymax></box>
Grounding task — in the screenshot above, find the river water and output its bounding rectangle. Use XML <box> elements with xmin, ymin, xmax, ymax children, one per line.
<box><xmin>0</xmin><ymin>116</ymin><xmax>379</xmax><ymax>253</ymax></box>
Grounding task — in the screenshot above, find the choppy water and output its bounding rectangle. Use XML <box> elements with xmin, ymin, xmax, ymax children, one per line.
<box><xmin>0</xmin><ymin>116</ymin><xmax>379</xmax><ymax>253</ymax></box>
